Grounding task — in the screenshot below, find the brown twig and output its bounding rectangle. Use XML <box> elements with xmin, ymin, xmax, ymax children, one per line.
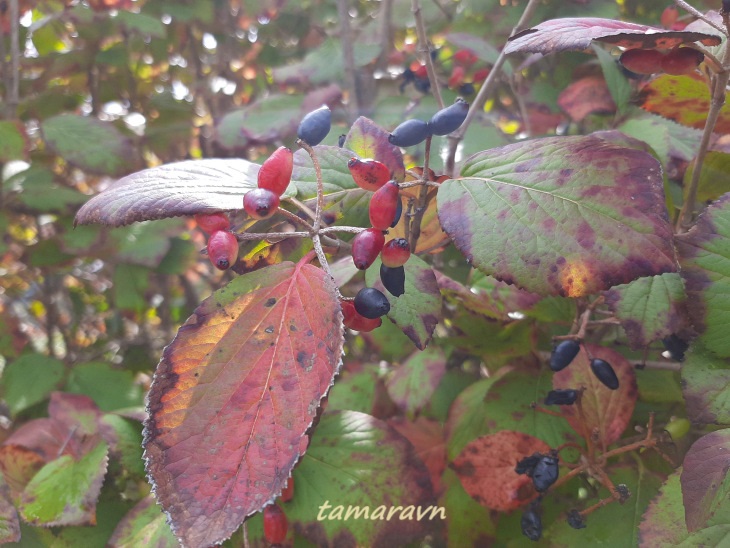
<box><xmin>408</xmin><ymin>135</ymin><xmax>433</xmax><ymax>251</ymax></box>
<box><xmin>411</xmin><ymin>0</ymin><xmax>443</xmax><ymax>109</ymax></box>
<box><xmin>673</xmin><ymin>0</ymin><xmax>728</xmax><ymax>35</ymax></box>
<box><xmin>336</xmin><ymin>0</ymin><xmax>359</xmax><ymax>121</ymax></box>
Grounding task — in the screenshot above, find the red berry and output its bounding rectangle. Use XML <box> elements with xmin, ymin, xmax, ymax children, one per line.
<box><xmin>381</xmin><ymin>238</ymin><xmax>410</xmax><ymax>267</ymax></box>
<box><xmin>258</xmin><ymin>146</ymin><xmax>293</xmax><ymax>196</ymax></box>
<box><xmin>194</xmin><ymin>212</ymin><xmax>230</xmax><ymax>234</ymax></box>
<box><xmin>473</xmin><ymin>68</ymin><xmax>490</xmax><ymax>83</ymax></box>
<box><xmin>207</xmin><ymin>230</ymin><xmax>238</xmax><ymax>270</ymax></box>
<box><xmin>263</xmin><ymin>504</ymin><xmax>288</xmax><ymax>545</ymax></box>
<box><xmin>280</xmin><ymin>477</ymin><xmax>294</xmax><ymax>502</ymax></box>
<box><xmin>243</xmin><ymin>188</ymin><xmax>280</xmax><ymax>220</ymax></box>
<box><xmin>351</xmin><ymin>228</ymin><xmax>385</xmax><ymax>270</ymax></box>
<box><xmin>619</xmin><ymin>49</ymin><xmax>665</xmax><ymax>75</ymax></box>
<box><xmin>661</xmin><ymin>47</ymin><xmax>704</xmax><ymax>75</ymax></box>
<box><xmin>414</xmin><ymin>64</ymin><xmax>428</xmax><ymax>79</ymax></box>
<box><xmin>347</xmin><ymin>157</ymin><xmax>390</xmax><ymax>191</ymax></box>
<box><xmin>661</xmin><ymin>6</ymin><xmax>679</xmax><ymax>28</ymax></box>
<box><xmin>341</xmin><ymin>300</ymin><xmax>382</xmax><ymax>332</ymax></box>
<box><xmin>448</xmin><ymin>65</ymin><xmax>466</xmax><ymax>89</ymax></box>
<box><xmin>453</xmin><ymin>49</ymin><xmax>478</xmax><ymax>67</ymax></box>
<box><xmin>369</xmin><ymin>181</ymin><xmax>400</xmax><ymax>231</ymax></box>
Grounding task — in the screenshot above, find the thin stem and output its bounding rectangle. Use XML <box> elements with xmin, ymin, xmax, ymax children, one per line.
<box><xmin>287</xmin><ymin>196</ymin><xmax>317</xmax><ymax>221</ymax></box>
<box><xmin>277</xmin><ymin>207</ymin><xmax>314</xmax><ymax>232</ymax></box>
<box><xmin>411</xmin><ymin>0</ymin><xmax>443</xmax><ymax>109</ymax></box>
<box><xmin>336</xmin><ymin>0</ymin><xmax>359</xmax><ymax>121</ymax></box>
<box><xmin>399</xmin><ymin>180</ymin><xmax>441</xmax><ymax>189</ymax></box>
<box><xmin>408</xmin><ymin>135</ymin><xmax>433</xmax><ymax>251</ymax></box>
<box><xmin>297</xmin><ymin>140</ymin><xmax>326</xmax><ymax>232</ymax></box>
<box><xmin>7</xmin><ymin>0</ymin><xmax>20</xmax><ymax>118</ymax></box>
<box><xmin>674</xmin><ymin>0</ymin><xmax>728</xmax><ymax>36</ymax></box>
<box><xmin>233</xmin><ymin>231</ymin><xmax>310</xmax><ymax>242</ymax></box>
<box><xmin>319</xmin><ymin>225</ymin><xmax>366</xmax><ymax>235</ymax></box>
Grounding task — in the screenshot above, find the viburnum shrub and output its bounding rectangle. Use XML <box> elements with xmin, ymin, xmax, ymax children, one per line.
<box><xmin>4</xmin><ymin>0</ymin><xmax>730</xmax><ymax>546</ymax></box>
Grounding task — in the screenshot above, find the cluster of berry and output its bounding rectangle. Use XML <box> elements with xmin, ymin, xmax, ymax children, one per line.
<box><xmin>619</xmin><ymin>46</ymin><xmax>704</xmax><ymax>76</ymax></box>
<box><xmin>263</xmin><ymin>477</ymin><xmax>294</xmax><ymax>544</ymax></box>
<box><xmin>516</xmin><ymin>451</ymin><xmax>560</xmax><ymax>541</ymax></box>
<box><xmin>388</xmin><ymin>97</ymin><xmax>470</xmax><ymax>147</ymax></box>
<box><xmin>447</xmin><ymin>49</ymin><xmax>490</xmax><ymax>95</ymax></box>
<box><xmin>548</xmin><ymin>339</ymin><xmax>620</xmax><ymax>391</ymax></box>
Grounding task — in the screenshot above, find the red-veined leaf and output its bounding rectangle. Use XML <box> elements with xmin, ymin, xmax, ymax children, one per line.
<box><xmin>552</xmin><ymin>344</ymin><xmax>637</xmax><ymax>445</ymax></box>
<box><xmin>505</xmin><ymin>17</ymin><xmax>721</xmax><ymax>55</ymax></box>
<box><xmin>143</xmin><ymin>258</ymin><xmax>344</xmax><ymax>547</ymax></box>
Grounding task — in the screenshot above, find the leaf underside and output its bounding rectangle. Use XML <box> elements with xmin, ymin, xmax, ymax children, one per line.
<box><xmin>143</xmin><ymin>260</ymin><xmax>344</xmax><ymax>547</ymax></box>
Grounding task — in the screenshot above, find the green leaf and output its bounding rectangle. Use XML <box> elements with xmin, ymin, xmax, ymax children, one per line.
<box><xmin>19</xmin><ymin>441</ymin><xmax>109</xmax><ymax>526</ymax></box>
<box><xmin>639</xmin><ymin>470</ymin><xmax>689</xmax><ymax>545</ymax></box>
<box><xmin>9</xmin><ymin>166</ymin><xmax>87</xmax><ymax>211</ymax></box>
<box><xmin>115</xmin><ymin>10</ymin><xmax>167</xmax><ymax>38</ymax></box>
<box><xmin>684</xmin><ymin>151</ymin><xmax>730</xmax><ymax>204</ymax></box>
<box><xmin>617</xmin><ymin>111</ymin><xmax>702</xmax><ymax>165</ymax></box>
<box><xmin>101</xmin><ymin>414</ymin><xmax>145</xmax><ymax>478</ymax></box>
<box><xmin>66</xmin><ymin>362</ymin><xmax>143</xmax><ymax>412</ymax></box>
<box><xmin>682</xmin><ymin>429</ymin><xmax>730</xmax><ymax>531</ymax></box>
<box><xmin>385</xmin><ymin>347</ymin><xmax>446</xmax><ymax>415</ymax></box>
<box><xmin>593</xmin><ymin>45</ymin><xmax>631</xmax><ymax>115</ymax></box>
<box><xmin>682</xmin><ymin>342</ymin><xmax>730</xmax><ymax>424</ymax></box>
<box><xmin>677</xmin><ymin>194</ymin><xmax>730</xmax><ymax>358</ymax></box>
<box><xmin>285</xmin><ymin>410</ymin><xmax>436</xmax><ymax>546</ymax></box>
<box><xmin>112</xmin><ymin>264</ymin><xmax>150</xmax><ymax>312</ymax></box>
<box><xmin>1</xmin><ymin>354</ymin><xmax>65</xmax><ymax>416</ymax></box>
<box><xmin>439</xmin><ymin>468</ymin><xmax>496</xmax><ymax>547</ymax></box>
<box><xmin>445</xmin><ymin>377</ymin><xmax>498</xmax><ymax>460</ymax></box>
<box><xmin>41</xmin><ymin>114</ymin><xmax>138</xmax><ymax>176</ymax></box>
<box><xmin>0</xmin><ymin>121</ymin><xmax>29</xmax><ymax>162</ymax></box>
<box><xmin>108</xmin><ymin>495</ymin><xmax>177</xmax><ymax>547</ymax></box>
<box><xmin>0</xmin><ymin>479</ymin><xmax>19</xmax><ymax>544</ymax></box>
<box><xmin>438</xmin><ymin>135</ymin><xmax>676</xmax><ymax>297</ymax></box>
<box><xmin>111</xmin><ymin>219</ymin><xmax>182</xmax><ymax>268</ymax></box>
<box><xmin>365</xmin><ymin>254</ymin><xmax>442</xmax><ymax>350</ymax></box>
<box><xmin>342</xmin><ymin>117</ymin><xmax>406</xmax><ymax>183</ymax></box>
<box><xmin>603</xmin><ymin>273</ymin><xmax>686</xmax><ymax>349</ymax></box>
<box><xmin>676</xmin><ymin>524</ymin><xmax>730</xmax><ymax>547</ymax></box>
<box><xmin>326</xmin><ymin>363</ymin><xmax>378</xmax><ymax>414</ymax></box>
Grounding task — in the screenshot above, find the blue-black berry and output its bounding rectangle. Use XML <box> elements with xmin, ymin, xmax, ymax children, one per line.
<box><xmin>532</xmin><ymin>454</ymin><xmax>559</xmax><ymax>492</ymax></box>
<box><xmin>521</xmin><ymin>505</ymin><xmax>542</xmax><ymax>541</ymax></box>
<box><xmin>429</xmin><ymin>98</ymin><xmax>469</xmax><ymax>136</ymax></box>
<box><xmin>389</xmin><ymin>119</ymin><xmax>431</xmax><ymax>147</ymax></box>
<box><xmin>354</xmin><ymin>287</ymin><xmax>390</xmax><ymax>319</ymax></box>
<box><xmin>549</xmin><ymin>340</ymin><xmax>581</xmax><ymax>372</ymax></box>
<box><xmin>380</xmin><ymin>264</ymin><xmax>405</xmax><ymax>297</ymax></box>
<box><xmin>297</xmin><ymin>105</ymin><xmax>331</xmax><ymax>146</ymax></box>
<box><xmin>590</xmin><ymin>358</ymin><xmax>619</xmax><ymax>390</ymax></box>
<box><xmin>544</xmin><ymin>389</ymin><xmax>578</xmax><ymax>406</ymax></box>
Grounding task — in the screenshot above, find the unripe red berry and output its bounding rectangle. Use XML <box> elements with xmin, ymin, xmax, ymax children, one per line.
<box><xmin>263</xmin><ymin>504</ymin><xmax>288</xmax><ymax>544</ymax></box>
<box><xmin>619</xmin><ymin>48</ymin><xmax>665</xmax><ymax>75</ymax></box>
<box><xmin>194</xmin><ymin>212</ymin><xmax>230</xmax><ymax>234</ymax></box>
<box><xmin>347</xmin><ymin>157</ymin><xmax>390</xmax><ymax>191</ymax></box>
<box><xmin>207</xmin><ymin>230</ymin><xmax>238</xmax><ymax>270</ymax></box>
<box><xmin>280</xmin><ymin>477</ymin><xmax>294</xmax><ymax>503</ymax></box>
<box><xmin>473</xmin><ymin>68</ymin><xmax>490</xmax><ymax>83</ymax></box>
<box><xmin>453</xmin><ymin>49</ymin><xmax>478</xmax><ymax>67</ymax></box>
<box><xmin>369</xmin><ymin>181</ymin><xmax>400</xmax><ymax>231</ymax></box>
<box><xmin>341</xmin><ymin>300</ymin><xmax>382</xmax><ymax>332</ymax></box>
<box><xmin>351</xmin><ymin>228</ymin><xmax>385</xmax><ymax>270</ymax></box>
<box><xmin>661</xmin><ymin>47</ymin><xmax>704</xmax><ymax>75</ymax></box>
<box><xmin>381</xmin><ymin>238</ymin><xmax>411</xmax><ymax>267</ymax></box>
<box><xmin>258</xmin><ymin>146</ymin><xmax>293</xmax><ymax>196</ymax></box>
<box><xmin>448</xmin><ymin>65</ymin><xmax>466</xmax><ymax>89</ymax></box>
<box><xmin>243</xmin><ymin>188</ymin><xmax>280</xmax><ymax>220</ymax></box>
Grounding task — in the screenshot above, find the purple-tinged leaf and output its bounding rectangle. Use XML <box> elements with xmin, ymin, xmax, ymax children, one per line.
<box><xmin>681</xmin><ymin>343</ymin><xmax>730</xmax><ymax>424</ymax></box>
<box><xmin>74</xmin><ymin>159</ymin><xmax>261</xmax><ymax>227</ymax></box>
<box><xmin>505</xmin><ymin>17</ymin><xmax>721</xmax><ymax>56</ymax></box>
<box><xmin>0</xmin><ymin>480</ymin><xmax>19</xmax><ymax>544</ymax></box>
<box><xmin>109</xmin><ymin>495</ymin><xmax>177</xmax><ymax>547</ymax></box>
<box><xmin>639</xmin><ymin>471</ymin><xmax>689</xmax><ymax>546</ymax></box>
<box><xmin>437</xmin><ymin>136</ymin><xmax>677</xmax><ymax>297</ymax></box>
<box><xmin>603</xmin><ymin>273</ymin><xmax>687</xmax><ymax>349</ymax></box>
<box><xmin>343</xmin><ymin>117</ymin><xmax>406</xmax><ymax>183</ymax></box>
<box><xmin>676</xmin><ymin>194</ymin><xmax>730</xmax><ymax>357</ymax></box>
<box><xmin>681</xmin><ymin>430</ymin><xmax>730</xmax><ymax>531</ymax></box>
<box><xmin>143</xmin><ymin>259</ymin><xmax>344</xmax><ymax>547</ymax></box>
<box><xmin>365</xmin><ymin>254</ymin><xmax>442</xmax><ymax>349</ymax></box>
<box><xmin>386</xmin><ymin>348</ymin><xmax>447</xmax><ymax>415</ymax></box>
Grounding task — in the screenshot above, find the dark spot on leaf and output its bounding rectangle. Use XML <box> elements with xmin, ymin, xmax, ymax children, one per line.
<box><xmin>264</xmin><ymin>298</ymin><xmax>276</xmax><ymax>307</ymax></box>
<box><xmin>265</xmin><ymin>326</ymin><xmax>274</xmax><ymax>334</ymax></box>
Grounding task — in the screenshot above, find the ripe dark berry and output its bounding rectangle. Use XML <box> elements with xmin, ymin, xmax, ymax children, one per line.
<box><xmin>619</xmin><ymin>48</ymin><xmax>665</xmax><ymax>75</ymax></box>
<box><xmin>515</xmin><ymin>453</ymin><xmax>541</xmax><ymax>476</ymax></box>
<box><xmin>616</xmin><ymin>483</ymin><xmax>631</xmax><ymax>502</ymax></box>
<box><xmin>661</xmin><ymin>47</ymin><xmax>704</xmax><ymax>75</ymax></box>
<box><xmin>532</xmin><ymin>454</ymin><xmax>559</xmax><ymax>492</ymax></box>
<box><xmin>662</xmin><ymin>334</ymin><xmax>688</xmax><ymax>362</ymax></box>
<box><xmin>257</xmin><ymin>146</ymin><xmax>293</xmax><ymax>196</ymax></box>
<box><xmin>459</xmin><ymin>82</ymin><xmax>476</xmax><ymax>96</ymax></box>
<box><xmin>380</xmin><ymin>264</ymin><xmax>405</xmax><ymax>297</ymax></box>
<box><xmin>206</xmin><ymin>230</ymin><xmax>238</xmax><ymax>270</ymax></box>
<box><xmin>521</xmin><ymin>506</ymin><xmax>542</xmax><ymax>541</ymax></box>
<box><xmin>544</xmin><ymin>389</ymin><xmax>578</xmax><ymax>406</ymax></box>
<box><xmin>341</xmin><ymin>300</ymin><xmax>382</xmax><ymax>332</ymax></box>
<box><xmin>243</xmin><ymin>188</ymin><xmax>280</xmax><ymax>220</ymax></box>
<box><xmin>549</xmin><ymin>340</ymin><xmax>580</xmax><ymax>372</ymax></box>
<box><xmin>369</xmin><ymin>181</ymin><xmax>400</xmax><ymax>231</ymax></box>
<box><xmin>280</xmin><ymin>477</ymin><xmax>294</xmax><ymax>503</ymax></box>
<box><xmin>381</xmin><ymin>238</ymin><xmax>410</xmax><ymax>268</ymax></box>
<box><xmin>297</xmin><ymin>105</ymin><xmax>331</xmax><ymax>146</ymax></box>
<box><xmin>391</xmin><ymin>197</ymin><xmax>403</xmax><ymax>228</ymax></box>
<box><xmin>347</xmin><ymin>157</ymin><xmax>390</xmax><ymax>191</ymax></box>
<box><xmin>590</xmin><ymin>358</ymin><xmax>620</xmax><ymax>390</ymax></box>
<box><xmin>354</xmin><ymin>287</ymin><xmax>390</xmax><ymax>319</ymax></box>
<box><xmin>567</xmin><ymin>509</ymin><xmax>586</xmax><ymax>530</ymax></box>
<box><xmin>263</xmin><ymin>504</ymin><xmax>288</xmax><ymax>544</ymax></box>
<box><xmin>194</xmin><ymin>212</ymin><xmax>230</xmax><ymax>234</ymax></box>
<box><xmin>351</xmin><ymin>228</ymin><xmax>385</xmax><ymax>270</ymax></box>
<box><xmin>388</xmin><ymin>119</ymin><xmax>432</xmax><ymax>147</ymax></box>
<box><xmin>429</xmin><ymin>98</ymin><xmax>469</xmax><ymax>136</ymax></box>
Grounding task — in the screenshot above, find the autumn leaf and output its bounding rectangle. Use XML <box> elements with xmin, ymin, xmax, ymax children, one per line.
<box><xmin>143</xmin><ymin>257</ymin><xmax>344</xmax><ymax>547</ymax></box>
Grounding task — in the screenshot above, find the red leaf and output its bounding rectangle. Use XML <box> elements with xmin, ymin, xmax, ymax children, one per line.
<box><xmin>681</xmin><ymin>430</ymin><xmax>730</xmax><ymax>531</ymax></box>
<box><xmin>450</xmin><ymin>430</ymin><xmax>550</xmax><ymax>511</ymax></box>
<box><xmin>505</xmin><ymin>17</ymin><xmax>721</xmax><ymax>55</ymax></box>
<box><xmin>388</xmin><ymin>417</ymin><xmax>447</xmax><ymax>495</ymax></box>
<box><xmin>552</xmin><ymin>344</ymin><xmax>637</xmax><ymax>445</ymax></box>
<box><xmin>144</xmin><ymin>259</ymin><xmax>344</xmax><ymax>547</ymax></box>
<box><xmin>558</xmin><ymin>75</ymin><xmax>616</xmax><ymax>122</ymax></box>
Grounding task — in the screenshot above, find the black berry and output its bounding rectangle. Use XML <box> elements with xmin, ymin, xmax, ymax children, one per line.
<box><xmin>521</xmin><ymin>505</ymin><xmax>542</xmax><ymax>541</ymax></box>
<box><xmin>354</xmin><ymin>287</ymin><xmax>390</xmax><ymax>319</ymax></box>
<box><xmin>544</xmin><ymin>389</ymin><xmax>578</xmax><ymax>406</ymax></box>
<box><xmin>549</xmin><ymin>340</ymin><xmax>580</xmax><ymax>372</ymax></box>
<box><xmin>590</xmin><ymin>358</ymin><xmax>619</xmax><ymax>390</ymax></box>
<box><xmin>616</xmin><ymin>483</ymin><xmax>631</xmax><ymax>503</ymax></box>
<box><xmin>391</xmin><ymin>197</ymin><xmax>403</xmax><ymax>228</ymax></box>
<box><xmin>662</xmin><ymin>334</ymin><xmax>688</xmax><ymax>362</ymax></box>
<box><xmin>297</xmin><ymin>105</ymin><xmax>331</xmax><ymax>146</ymax></box>
<box><xmin>429</xmin><ymin>98</ymin><xmax>469</xmax><ymax>136</ymax></box>
<box><xmin>532</xmin><ymin>454</ymin><xmax>559</xmax><ymax>492</ymax></box>
<box><xmin>567</xmin><ymin>509</ymin><xmax>586</xmax><ymax>530</ymax></box>
<box><xmin>380</xmin><ymin>264</ymin><xmax>405</xmax><ymax>297</ymax></box>
<box><xmin>388</xmin><ymin>119</ymin><xmax>431</xmax><ymax>147</ymax></box>
<box><xmin>515</xmin><ymin>453</ymin><xmax>542</xmax><ymax>476</ymax></box>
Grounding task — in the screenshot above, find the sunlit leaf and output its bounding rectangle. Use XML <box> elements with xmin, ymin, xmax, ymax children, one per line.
<box><xmin>437</xmin><ymin>135</ymin><xmax>677</xmax><ymax>297</ymax></box>
<box><xmin>682</xmin><ymin>429</ymin><xmax>730</xmax><ymax>531</ymax></box>
<box><xmin>342</xmin><ymin>117</ymin><xmax>406</xmax><ymax>183</ymax></box>
<box><xmin>108</xmin><ymin>495</ymin><xmax>177</xmax><ymax>548</ymax></box>
<box><xmin>143</xmin><ymin>259</ymin><xmax>344</xmax><ymax>546</ymax></box>
<box><xmin>505</xmin><ymin>17</ymin><xmax>721</xmax><ymax>55</ymax></box>
<box><xmin>677</xmin><ymin>193</ymin><xmax>730</xmax><ymax>357</ymax></box>
<box><xmin>639</xmin><ymin>470</ymin><xmax>689</xmax><ymax>545</ymax></box>
<box><xmin>552</xmin><ymin>343</ymin><xmax>637</xmax><ymax>445</ymax></box>
<box><xmin>684</xmin><ymin>151</ymin><xmax>730</xmax><ymax>204</ymax></box>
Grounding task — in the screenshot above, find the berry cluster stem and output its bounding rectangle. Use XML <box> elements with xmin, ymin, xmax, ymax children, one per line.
<box><xmin>408</xmin><ymin>135</ymin><xmax>433</xmax><ymax>251</ymax></box>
